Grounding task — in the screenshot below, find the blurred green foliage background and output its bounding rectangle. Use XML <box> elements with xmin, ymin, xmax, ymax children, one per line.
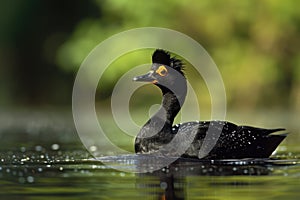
<box><xmin>1</xmin><ymin>0</ymin><xmax>300</xmax><ymax>113</ymax></box>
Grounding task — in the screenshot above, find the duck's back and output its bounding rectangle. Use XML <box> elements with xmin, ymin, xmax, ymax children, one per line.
<box><xmin>172</xmin><ymin>121</ymin><xmax>286</xmax><ymax>159</ymax></box>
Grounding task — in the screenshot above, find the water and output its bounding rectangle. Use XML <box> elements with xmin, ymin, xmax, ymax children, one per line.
<box><xmin>0</xmin><ymin>110</ymin><xmax>300</xmax><ymax>199</ymax></box>
<box><xmin>1</xmin><ymin>152</ymin><xmax>300</xmax><ymax>199</ymax></box>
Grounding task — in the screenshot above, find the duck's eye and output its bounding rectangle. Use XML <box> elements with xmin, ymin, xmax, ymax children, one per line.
<box><xmin>156</xmin><ymin>65</ymin><xmax>168</xmax><ymax>77</ymax></box>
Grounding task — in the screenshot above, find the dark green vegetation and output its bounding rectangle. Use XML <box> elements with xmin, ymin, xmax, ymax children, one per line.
<box><xmin>1</xmin><ymin>0</ymin><xmax>300</xmax><ymax>111</ymax></box>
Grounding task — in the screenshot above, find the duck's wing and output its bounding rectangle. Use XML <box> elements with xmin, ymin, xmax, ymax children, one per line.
<box><xmin>172</xmin><ymin>121</ymin><xmax>287</xmax><ymax>159</ymax></box>
<box><xmin>231</xmin><ymin>125</ymin><xmax>287</xmax><ymax>158</ymax></box>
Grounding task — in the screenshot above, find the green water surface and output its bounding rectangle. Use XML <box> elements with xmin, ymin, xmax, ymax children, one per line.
<box><xmin>0</xmin><ymin>110</ymin><xmax>299</xmax><ymax>200</ymax></box>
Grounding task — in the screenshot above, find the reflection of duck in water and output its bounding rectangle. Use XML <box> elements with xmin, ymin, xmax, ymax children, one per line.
<box><xmin>136</xmin><ymin>158</ymin><xmax>273</xmax><ymax>200</ymax></box>
<box><xmin>133</xmin><ymin>49</ymin><xmax>287</xmax><ymax>159</ymax></box>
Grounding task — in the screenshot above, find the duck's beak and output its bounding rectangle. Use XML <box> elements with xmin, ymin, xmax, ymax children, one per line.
<box><xmin>133</xmin><ymin>71</ymin><xmax>157</xmax><ymax>83</ymax></box>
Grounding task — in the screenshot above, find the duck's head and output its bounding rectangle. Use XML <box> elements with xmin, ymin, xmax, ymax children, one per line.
<box><xmin>133</xmin><ymin>49</ymin><xmax>186</xmax><ymax>94</ymax></box>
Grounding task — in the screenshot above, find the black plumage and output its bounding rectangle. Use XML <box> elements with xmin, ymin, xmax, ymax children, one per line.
<box><xmin>133</xmin><ymin>49</ymin><xmax>286</xmax><ymax>159</ymax></box>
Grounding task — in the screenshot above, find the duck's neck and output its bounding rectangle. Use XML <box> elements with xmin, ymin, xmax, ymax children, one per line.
<box><xmin>145</xmin><ymin>81</ymin><xmax>187</xmax><ymax>135</ymax></box>
<box><xmin>159</xmin><ymin>89</ymin><xmax>185</xmax><ymax>125</ymax></box>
